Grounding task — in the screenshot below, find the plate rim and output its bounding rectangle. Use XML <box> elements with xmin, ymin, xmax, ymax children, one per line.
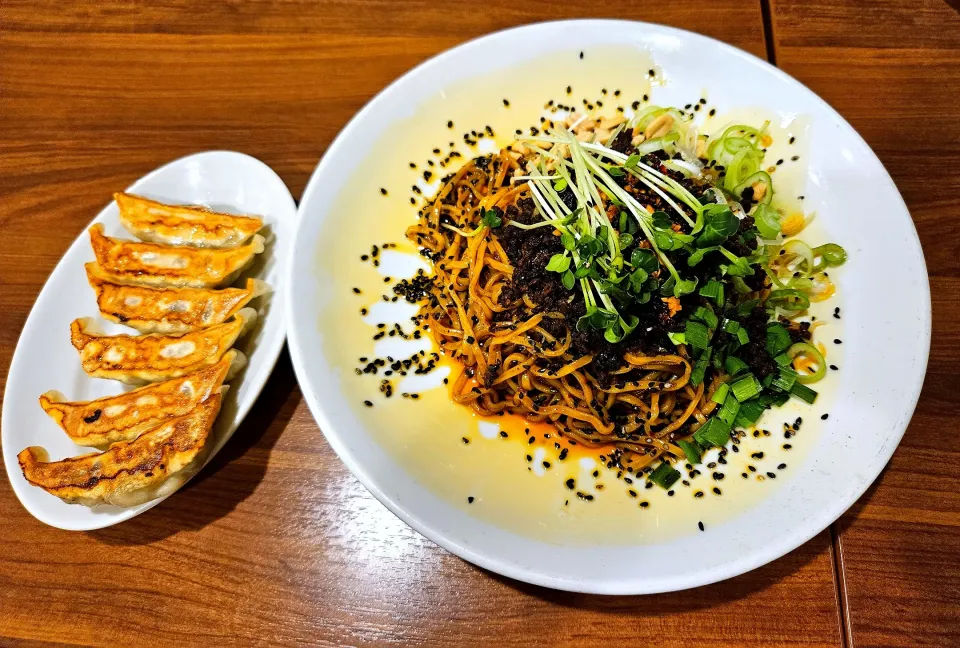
<box><xmin>1</xmin><ymin>149</ymin><xmax>297</xmax><ymax>531</ymax></box>
<box><xmin>287</xmin><ymin>18</ymin><xmax>932</xmax><ymax>594</ymax></box>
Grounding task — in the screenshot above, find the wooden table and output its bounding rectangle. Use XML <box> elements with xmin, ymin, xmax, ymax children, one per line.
<box><xmin>1</xmin><ymin>1</ymin><xmax>957</xmax><ymax>645</ymax></box>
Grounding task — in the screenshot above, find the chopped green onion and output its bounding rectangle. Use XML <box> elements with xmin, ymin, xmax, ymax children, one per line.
<box><xmin>699</xmin><ymin>279</ymin><xmax>724</xmax><ymax>306</ymax></box>
<box><xmin>690</xmin><ymin>348</ymin><xmax>712</xmax><ymax>386</ymax></box>
<box><xmin>731</xmin><ymin>277</ymin><xmax>752</xmax><ymax>293</ymax></box>
<box><xmin>767</xmin><ymin>289</ymin><xmax>810</xmax><ymax>312</ymax></box>
<box><xmin>693</xmin><ymin>417</ymin><xmax>731</xmax><ymax>448</ymax></box>
<box><xmin>718</xmin><ymin>392</ymin><xmax>741</xmax><ymax>425</ymax></box>
<box><xmin>649</xmin><ymin>462</ymin><xmax>681</xmax><ymax>489</ymax></box>
<box><xmin>731</xmin><ymin>374</ymin><xmax>762</xmax><ymax>402</ymax></box>
<box><xmin>692</xmin><ymin>306</ymin><xmax>719</xmax><ymax>330</ymax></box>
<box><xmin>787</xmin><ymin>342</ymin><xmax>826</xmax><ymax>383</ymax></box>
<box><xmin>685</xmin><ymin>320</ymin><xmax>711</xmax><ymax>350</ymax></box>
<box><xmin>734</xmin><ymin>171</ymin><xmax>773</xmax><ymax>204</ymax></box>
<box><xmin>724</xmin><ymin>355</ymin><xmax>749</xmax><ymax>377</ymax></box>
<box><xmin>736</xmin><ymin>328</ymin><xmax>750</xmax><ymax>345</ymax></box>
<box><xmin>771</xmin><ymin>366</ymin><xmax>798</xmax><ymax>392</ymax></box>
<box><xmin>677</xmin><ymin>440</ymin><xmax>702</xmax><ymax>464</ymax></box>
<box><xmin>736</xmin><ymin>299</ymin><xmax>759</xmax><ymax>316</ymax></box>
<box><xmin>711</xmin><ymin>382</ymin><xmax>730</xmax><ymax>404</ymax></box>
<box><xmin>753</xmin><ymin>204</ymin><xmax>781</xmax><ymax>239</ymax></box>
<box><xmin>790</xmin><ymin>381</ymin><xmax>818</xmax><ymax>404</ymax></box>
<box><xmin>761</xmin><ymin>391</ymin><xmax>791</xmax><ymax>407</ymax></box>
<box><xmin>667</xmin><ymin>331</ymin><xmax>686</xmax><ymax>346</ymax></box>
<box><xmin>734</xmin><ymin>398</ymin><xmax>767</xmax><ymax>428</ymax></box>
<box><xmin>814</xmin><ymin>243</ymin><xmax>847</xmax><ymax>267</ymax></box>
<box><xmin>765</xmin><ymin>324</ymin><xmax>793</xmax><ymax>356</ymax></box>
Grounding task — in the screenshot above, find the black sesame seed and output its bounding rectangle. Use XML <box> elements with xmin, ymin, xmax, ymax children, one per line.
<box><xmin>821</xmin><ymin>413</ymin><xmax>829</xmax><ymax>420</ymax></box>
<box><xmin>579</xmin><ymin>51</ymin><xmax>584</xmax><ymax>59</ymax></box>
<box><xmin>352</xmin><ymin>287</ymin><xmax>361</xmax><ymax>294</ymax></box>
<box><xmin>499</xmin><ymin>431</ymin><xmax>508</xmax><ymax>438</ymax></box>
<box><xmin>467</xmin><ymin>496</ymin><xmax>474</xmax><ymax>504</ymax></box>
<box><xmin>565</xmin><ymin>478</ymin><xmax>575</xmax><ymax>490</ymax></box>
<box><xmin>363</xmin><ymin>400</ymin><xmax>373</xmax><ymax>407</ymax></box>
<box><xmin>830</xmin><ymin>364</ymin><xmax>839</xmax><ymax>371</ymax></box>
<box><xmin>698</xmin><ymin>521</ymin><xmax>705</xmax><ymax>531</ymax></box>
<box><xmin>778</xmin><ymin>463</ymin><xmax>787</xmax><ymax>470</ymax></box>
<box><xmin>379</xmin><ymin>188</ymin><xmax>388</xmax><ymax>195</ymax></box>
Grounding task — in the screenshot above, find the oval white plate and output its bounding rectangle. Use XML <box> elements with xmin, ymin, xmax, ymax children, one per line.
<box><xmin>1</xmin><ymin>150</ymin><xmax>296</xmax><ymax>530</ymax></box>
<box><xmin>288</xmin><ymin>20</ymin><xmax>930</xmax><ymax>593</ymax></box>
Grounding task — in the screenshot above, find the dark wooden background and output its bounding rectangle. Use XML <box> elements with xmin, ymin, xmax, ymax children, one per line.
<box><xmin>1</xmin><ymin>1</ymin><xmax>957</xmax><ymax>646</ymax></box>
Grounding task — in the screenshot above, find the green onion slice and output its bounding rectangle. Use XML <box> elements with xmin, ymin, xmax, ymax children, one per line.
<box><xmin>649</xmin><ymin>462</ymin><xmax>681</xmax><ymax>489</ymax></box>
<box><xmin>677</xmin><ymin>440</ymin><xmax>702</xmax><ymax>464</ymax></box>
<box><xmin>790</xmin><ymin>381</ymin><xmax>818</xmax><ymax>404</ymax></box>
<box><xmin>787</xmin><ymin>342</ymin><xmax>827</xmax><ymax>384</ymax></box>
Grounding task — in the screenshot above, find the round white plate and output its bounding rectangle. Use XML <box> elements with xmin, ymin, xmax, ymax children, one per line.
<box><xmin>288</xmin><ymin>20</ymin><xmax>930</xmax><ymax>593</ymax></box>
<box><xmin>2</xmin><ymin>150</ymin><xmax>296</xmax><ymax>530</ymax></box>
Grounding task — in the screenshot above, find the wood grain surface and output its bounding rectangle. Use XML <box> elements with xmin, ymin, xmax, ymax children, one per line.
<box><xmin>771</xmin><ymin>1</ymin><xmax>960</xmax><ymax>646</ymax></box>
<box><xmin>0</xmin><ymin>0</ymin><xmax>953</xmax><ymax>646</ymax></box>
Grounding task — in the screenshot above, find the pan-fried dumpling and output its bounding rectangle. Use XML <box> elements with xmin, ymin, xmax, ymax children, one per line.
<box><xmin>70</xmin><ymin>309</ymin><xmax>254</xmax><ymax>385</ymax></box>
<box><xmin>86</xmin><ymin>262</ymin><xmax>268</xmax><ymax>334</ymax></box>
<box><xmin>115</xmin><ymin>192</ymin><xmax>264</xmax><ymax>249</ymax></box>
<box><xmin>89</xmin><ymin>224</ymin><xmax>264</xmax><ymax>289</ymax></box>
<box><xmin>39</xmin><ymin>351</ymin><xmax>236</xmax><ymax>447</ymax></box>
<box><xmin>19</xmin><ymin>393</ymin><xmax>223</xmax><ymax>507</ymax></box>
